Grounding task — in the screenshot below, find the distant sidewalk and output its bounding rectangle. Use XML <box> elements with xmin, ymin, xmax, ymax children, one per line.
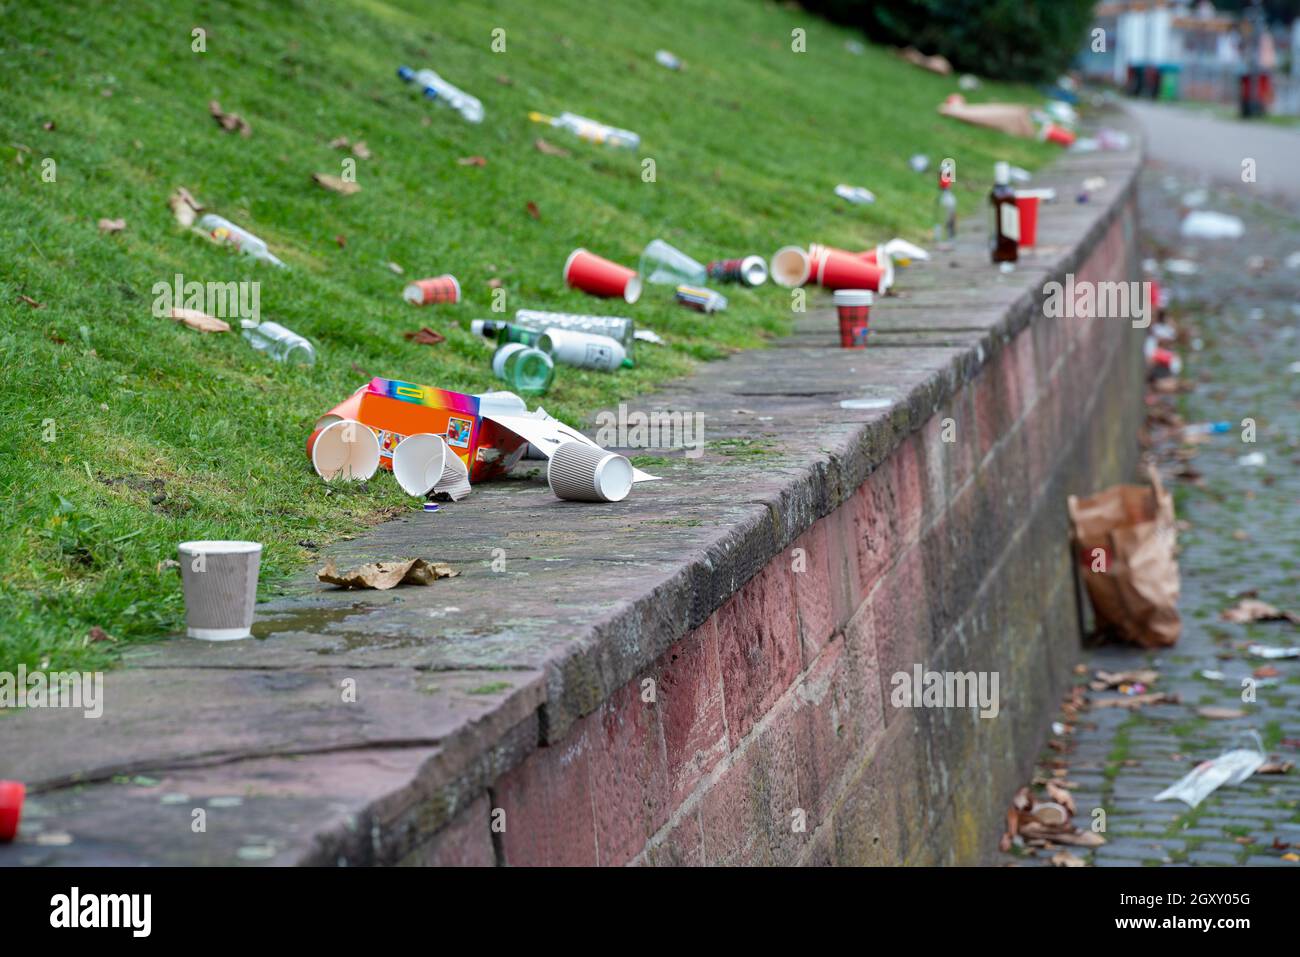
<box><xmin>1125</xmin><ymin>99</ymin><xmax>1300</xmax><ymax>202</ymax></box>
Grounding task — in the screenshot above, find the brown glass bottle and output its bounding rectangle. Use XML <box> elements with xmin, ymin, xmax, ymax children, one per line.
<box><xmin>990</xmin><ymin>161</ymin><xmax>1019</xmax><ymax>263</ymax></box>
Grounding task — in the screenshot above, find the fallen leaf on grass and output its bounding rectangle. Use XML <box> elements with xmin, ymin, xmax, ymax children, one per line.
<box><xmin>386</xmin><ymin>261</ymin><xmax>404</xmax><ymax>275</ymax></box>
<box><xmin>312</xmin><ymin>173</ymin><xmax>360</xmax><ymax>195</ymax></box>
<box><xmin>526</xmin><ymin>200</ymin><xmax>540</xmax><ymax>220</ymax></box>
<box><xmin>167</xmin><ymin>186</ymin><xmax>205</xmax><ymax>227</ymax></box>
<box><xmin>318</xmin><ymin>557</ymin><xmax>458</xmax><ymax>590</ymax></box>
<box><xmin>1222</xmin><ymin>598</ymin><xmax>1300</xmax><ymax>625</ymax></box>
<box><xmin>1253</xmin><ymin>664</ymin><xmax>1280</xmax><ymax>678</ymax></box>
<box><xmin>1093</xmin><ymin>669</ymin><xmax>1159</xmax><ymax>689</ymax></box>
<box><xmin>168</xmin><ymin>307</ymin><xmax>230</xmax><ymax>333</ymax></box>
<box><xmin>209</xmin><ymin>100</ymin><xmax>251</xmax><ymax>136</ymax></box>
<box><xmin>335</xmin><ymin>234</ymin><xmax>347</xmax><ymax>248</ymax></box>
<box><xmin>18</xmin><ymin>294</ymin><xmax>43</xmax><ymax>308</ymax></box>
<box><xmin>404</xmin><ymin>327</ymin><xmax>446</xmax><ymax>346</ymax></box>
<box><xmin>328</xmin><ymin>136</ymin><xmax>371</xmax><ymax>160</ymax></box>
<box><xmin>1197</xmin><ymin>706</ymin><xmax>1245</xmax><ymax>720</ymax></box>
<box><xmin>86</xmin><ymin>626</ymin><xmax>113</xmax><ymax>643</ymax></box>
<box><xmin>1046</xmin><ymin>781</ymin><xmax>1076</xmax><ymax>815</ymax></box>
<box><xmin>457</xmin><ymin>155</ymin><xmax>487</xmax><ymax>166</ymax></box>
<box><xmin>534</xmin><ymin>137</ymin><xmax>570</xmax><ymax>157</ymax></box>
<box><xmin>496</xmin><ymin>74</ymin><xmax>513</xmax><ymax>85</ymax></box>
<box><xmin>43</xmin><ymin>120</ymin><xmax>56</xmax><ymax>131</ymax></box>
<box><xmin>487</xmin><ymin>277</ymin><xmax>503</xmax><ymax>289</ymax></box>
<box><xmin>1051</xmin><ymin>849</ymin><xmax>1086</xmax><ymax>867</ymax></box>
<box><xmin>97</xmin><ymin>217</ymin><xmax>126</xmax><ymax>234</ymax></box>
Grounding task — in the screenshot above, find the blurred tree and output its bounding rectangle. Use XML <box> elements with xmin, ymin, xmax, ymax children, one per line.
<box><xmin>800</xmin><ymin>0</ymin><xmax>1097</xmax><ymax>82</ymax></box>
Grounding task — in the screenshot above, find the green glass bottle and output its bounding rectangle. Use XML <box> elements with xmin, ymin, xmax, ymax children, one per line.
<box><xmin>492</xmin><ymin>342</ymin><xmax>554</xmax><ymax>396</ymax></box>
<box><xmin>472</xmin><ymin>319</ymin><xmax>542</xmax><ymax>348</ymax></box>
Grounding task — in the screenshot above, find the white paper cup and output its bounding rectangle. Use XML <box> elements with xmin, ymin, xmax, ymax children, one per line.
<box><xmin>177</xmin><ymin>540</ymin><xmax>262</xmax><ymax>640</ymax></box>
<box><xmin>547</xmin><ymin>441</ymin><xmax>633</xmax><ymax>503</ymax></box>
<box><xmin>770</xmin><ymin>246</ymin><xmax>810</xmax><ymax>287</ymax></box>
<box><xmin>392</xmin><ymin>433</ymin><xmax>449</xmax><ymax>497</ymax></box>
<box><xmin>311</xmin><ymin>419</ymin><xmax>380</xmax><ymax>482</ymax></box>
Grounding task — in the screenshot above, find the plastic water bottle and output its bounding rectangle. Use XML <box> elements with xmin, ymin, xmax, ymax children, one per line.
<box><xmin>934</xmin><ymin>172</ymin><xmax>957</xmax><ymax>246</ymax></box>
<box><xmin>537</xmin><ymin>328</ymin><xmax>626</xmax><ymax>372</ymax></box>
<box><xmin>513</xmin><ymin>309</ymin><xmax>635</xmax><ymax>352</ymax></box>
<box><xmin>1184</xmin><ymin>421</ymin><xmax>1232</xmax><ymax>435</ymax></box>
<box><xmin>397</xmin><ymin>66</ymin><xmax>484</xmax><ymax>124</ymax></box>
<box><xmin>242</xmin><ymin>320</ymin><xmax>316</xmax><ymax>366</ymax></box>
<box><xmin>527</xmin><ymin>111</ymin><xmax>639</xmax><ymax>150</ymax></box>
<box><xmin>492</xmin><ymin>343</ymin><xmax>553</xmax><ymax>395</ymax></box>
<box><xmin>196</xmin><ymin>214</ymin><xmax>286</xmax><ymax>268</ymax></box>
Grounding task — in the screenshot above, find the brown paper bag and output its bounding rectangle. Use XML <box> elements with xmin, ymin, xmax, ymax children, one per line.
<box><xmin>1067</xmin><ymin>467</ymin><xmax>1181</xmax><ymax>647</ymax></box>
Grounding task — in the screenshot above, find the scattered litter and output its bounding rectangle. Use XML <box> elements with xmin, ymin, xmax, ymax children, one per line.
<box><xmin>1164</xmin><ymin>259</ymin><xmax>1200</xmax><ymax>276</ymax></box>
<box><xmin>1183</xmin><ymin>420</ymin><xmax>1230</xmax><ymax>435</ymax></box>
<box><xmin>397</xmin><ymin>65</ymin><xmax>484</xmax><ymax>123</ymax></box>
<box><xmin>1249</xmin><ymin>644</ymin><xmax>1300</xmax><ymax>659</ymax></box>
<box><xmin>641</xmin><ymin>239</ymin><xmax>707</xmax><ymax>285</ymax></box>
<box><xmin>834</xmin><ymin>184</ymin><xmax>876</xmax><ymax>205</ymax></box>
<box><xmin>529</xmin><ymin>110</ymin><xmax>639</xmax><ymax>149</ymax></box>
<box><xmin>1093</xmin><ymin>691</ymin><xmax>1179</xmax><ymax>710</ymax></box>
<box><xmin>675</xmin><ymin>284</ymin><xmax>727</xmax><ymax>313</ymax></box>
<box><xmin>839</xmin><ymin>397</ymin><xmax>892</xmax><ymax>411</ymax></box>
<box><xmin>844</xmin><ymin>40</ymin><xmax>865</xmax><ymax>55</ymax></box>
<box><xmin>404</xmin><ymin>275</ymin><xmax>461</xmax><ymax>305</ymax></box>
<box><xmin>209</xmin><ymin>100</ymin><xmax>251</xmax><ymax>136</ymax></box>
<box><xmin>457</xmin><ymin>155</ymin><xmax>487</xmax><ymax>167</ymax></box>
<box><xmin>1068</xmin><ymin>471</ymin><xmax>1179</xmax><ymax>650</ymax></box>
<box><xmin>707</xmin><ymin>255</ymin><xmax>768</xmax><ymax>286</ymax></box>
<box><xmin>17</xmin><ymin>294</ymin><xmax>43</xmax><ymax>309</ymax></box>
<box><xmin>386</xmin><ymin>261</ymin><xmax>404</xmax><ymax>275</ymax></box>
<box><xmin>634</xmin><ymin>329</ymin><xmax>664</xmax><ymax>345</ymax></box>
<box><xmin>1181</xmin><ymin>188</ymin><xmax>1208</xmax><ymax>208</ymax></box>
<box><xmin>169</xmin><ymin>307</ymin><xmax>230</xmax><ymax>333</ymax></box>
<box><xmin>177</xmin><ymin>540</ymin><xmax>261</xmax><ymax>641</ymax></box>
<box><xmin>243</xmin><ymin>320</ymin><xmax>316</xmax><ymax>366</ymax></box>
<box><xmin>883</xmin><ymin>238</ymin><xmax>929</xmax><ymax>264</ymax></box>
<box><xmin>526</xmin><ymin>200</ymin><xmax>541</xmax><ymax>219</ymax></box>
<box><xmin>1181</xmin><ymin>210</ymin><xmax>1244</xmax><ymax>240</ymax></box>
<box><xmin>196</xmin><ymin>213</ymin><xmax>286</xmax><ymax>267</ymax></box>
<box><xmin>1009</xmin><ymin>166</ymin><xmax>1032</xmax><ymax>184</ymax></box>
<box><xmin>654</xmin><ymin>50</ymin><xmax>682</xmax><ymax>71</ymax></box>
<box><xmin>1288</xmin><ymin>361</ymin><xmax>1300</xmax><ymax>374</ymax></box>
<box><xmin>1197</xmin><ymin>706</ymin><xmax>1246</xmax><ymax>720</ymax></box>
<box><xmin>97</xmin><ymin>217</ymin><xmax>125</xmax><ymax>234</ymax></box>
<box><xmin>1284</xmin><ymin>251</ymin><xmax>1300</xmax><ymax>270</ymax></box>
<box><xmin>900</xmin><ymin>47</ymin><xmax>952</xmax><ymax>75</ymax></box>
<box><xmin>312</xmin><ymin>172</ymin><xmax>360</xmax><ymax>195</ymax></box>
<box><xmin>908</xmin><ymin>153</ymin><xmax>930</xmax><ymax>173</ymax></box>
<box><xmin>957</xmin><ymin>73</ymin><xmax>980</xmax><ymax>91</ymax></box>
<box><xmin>1260</xmin><ymin>760</ymin><xmax>1294</xmax><ymax>775</ymax></box>
<box><xmin>0</xmin><ymin>780</ymin><xmax>24</xmax><ymax>843</ymax></box>
<box><xmin>1051</xmin><ymin>849</ymin><xmax>1086</xmax><ymax>867</ymax></box>
<box><xmin>1200</xmin><ymin>669</ymin><xmax>1226</xmax><ymax>681</ymax></box>
<box><xmin>1092</xmin><ymin>669</ymin><xmax>1159</xmax><ymax>690</ymax></box>
<box><xmin>404</xmin><ymin>327</ymin><xmax>445</xmax><ymax>346</ymax></box>
<box><xmin>565</xmin><ymin>248</ymin><xmax>641</xmax><ymax>302</ymax></box>
<box><xmin>1236</xmin><ymin>451</ymin><xmax>1267</xmax><ymax>468</ymax></box>
<box><xmin>938</xmin><ymin>94</ymin><xmax>1035</xmax><ymax>138</ymax></box>
<box><xmin>328</xmin><ymin>136</ymin><xmax>371</xmax><ymax>159</ymax></box>
<box><xmin>1224</xmin><ymin>598</ymin><xmax>1299</xmax><ymax>625</ymax></box>
<box><xmin>317</xmin><ymin>557</ymin><xmax>458</xmax><ymax>590</ymax></box>
<box><xmin>1153</xmin><ymin>732</ymin><xmax>1265</xmax><ymax>808</ymax></box>
<box><xmin>999</xmin><ymin>785</ymin><xmax>1104</xmax><ymax>856</ymax></box>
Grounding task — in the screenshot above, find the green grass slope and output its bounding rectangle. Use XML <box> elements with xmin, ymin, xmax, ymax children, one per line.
<box><xmin>0</xmin><ymin>0</ymin><xmax>1054</xmax><ymax>670</ymax></box>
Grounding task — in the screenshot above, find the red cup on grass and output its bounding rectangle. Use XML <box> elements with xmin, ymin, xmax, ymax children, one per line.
<box><xmin>818</xmin><ymin>249</ymin><xmax>889</xmax><ymax>292</ymax></box>
<box><xmin>403</xmin><ymin>275</ymin><xmax>461</xmax><ymax>305</ymax></box>
<box><xmin>563</xmin><ymin>248</ymin><xmax>642</xmax><ymax>303</ymax></box>
<box><xmin>1039</xmin><ymin>123</ymin><xmax>1075</xmax><ymax>147</ymax></box>
<box><xmin>0</xmin><ymin>780</ymin><xmax>24</xmax><ymax>843</ymax></box>
<box><xmin>1014</xmin><ymin>193</ymin><xmax>1040</xmax><ymax>247</ymax></box>
<box><xmin>833</xmin><ymin>289</ymin><xmax>872</xmax><ymax>348</ymax></box>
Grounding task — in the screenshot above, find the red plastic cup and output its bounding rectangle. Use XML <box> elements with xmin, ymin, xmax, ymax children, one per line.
<box><xmin>818</xmin><ymin>249</ymin><xmax>888</xmax><ymax>292</ymax></box>
<box><xmin>1014</xmin><ymin>194</ymin><xmax>1040</xmax><ymax>247</ymax></box>
<box><xmin>833</xmin><ymin>289</ymin><xmax>872</xmax><ymax>348</ymax></box>
<box><xmin>403</xmin><ymin>275</ymin><xmax>461</xmax><ymax>305</ymax></box>
<box><xmin>0</xmin><ymin>780</ymin><xmax>24</xmax><ymax>843</ymax></box>
<box><xmin>858</xmin><ymin>245</ymin><xmax>895</xmax><ymax>290</ymax></box>
<box><xmin>1040</xmin><ymin>123</ymin><xmax>1075</xmax><ymax>147</ymax></box>
<box><xmin>563</xmin><ymin>248</ymin><xmax>642</xmax><ymax>303</ymax></box>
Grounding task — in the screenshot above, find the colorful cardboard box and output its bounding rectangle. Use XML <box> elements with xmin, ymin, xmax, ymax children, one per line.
<box><xmin>312</xmin><ymin>378</ymin><xmax>526</xmax><ymax>483</ymax></box>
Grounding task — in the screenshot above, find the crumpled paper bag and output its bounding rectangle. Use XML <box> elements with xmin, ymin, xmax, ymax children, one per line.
<box><xmin>317</xmin><ymin>557</ymin><xmax>458</xmax><ymax>590</ymax></box>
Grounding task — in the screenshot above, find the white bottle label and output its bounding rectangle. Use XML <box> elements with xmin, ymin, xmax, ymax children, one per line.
<box><xmin>1000</xmin><ymin>204</ymin><xmax>1020</xmax><ymax>242</ymax></box>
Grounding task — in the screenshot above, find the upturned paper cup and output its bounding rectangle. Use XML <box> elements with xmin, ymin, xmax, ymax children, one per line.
<box><xmin>833</xmin><ymin>289</ymin><xmax>872</xmax><ymax>348</ymax></box>
<box><xmin>1014</xmin><ymin>193</ymin><xmax>1040</xmax><ymax>247</ymax></box>
<box><xmin>547</xmin><ymin>441</ymin><xmax>633</xmax><ymax>503</ymax></box>
<box><xmin>392</xmin><ymin>433</ymin><xmax>449</xmax><ymax>497</ymax></box>
<box><xmin>770</xmin><ymin>246</ymin><xmax>811</xmax><ymax>287</ymax></box>
<box><xmin>818</xmin><ymin>250</ymin><xmax>888</xmax><ymax>292</ymax></box>
<box><xmin>177</xmin><ymin>540</ymin><xmax>262</xmax><ymax>641</ymax></box>
<box><xmin>0</xmin><ymin>780</ymin><xmax>23</xmax><ymax>843</ymax></box>
<box><xmin>403</xmin><ymin>275</ymin><xmax>461</xmax><ymax>305</ymax></box>
<box><xmin>311</xmin><ymin>418</ymin><xmax>381</xmax><ymax>482</ymax></box>
<box><xmin>563</xmin><ymin>248</ymin><xmax>642</xmax><ymax>303</ymax></box>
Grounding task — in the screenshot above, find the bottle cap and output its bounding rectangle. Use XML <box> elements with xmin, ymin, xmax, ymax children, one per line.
<box><xmin>994</xmin><ymin>161</ymin><xmax>1010</xmax><ymax>185</ymax></box>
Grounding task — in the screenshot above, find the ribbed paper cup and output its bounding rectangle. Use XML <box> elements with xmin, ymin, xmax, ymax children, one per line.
<box><xmin>177</xmin><ymin>540</ymin><xmax>262</xmax><ymax>640</ymax></box>
<box><xmin>547</xmin><ymin>441</ymin><xmax>633</xmax><ymax>503</ymax></box>
<box><xmin>311</xmin><ymin>419</ymin><xmax>380</xmax><ymax>482</ymax></box>
<box><xmin>392</xmin><ymin>433</ymin><xmax>448</xmax><ymax>497</ymax></box>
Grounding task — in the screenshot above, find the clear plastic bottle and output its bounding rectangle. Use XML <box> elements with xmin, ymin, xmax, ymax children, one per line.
<box><xmin>934</xmin><ymin>173</ymin><xmax>957</xmax><ymax>247</ymax></box>
<box><xmin>241</xmin><ymin>320</ymin><xmax>316</xmax><ymax>365</ymax></box>
<box><xmin>196</xmin><ymin>214</ymin><xmax>286</xmax><ymax>268</ymax></box>
<box><xmin>527</xmin><ymin>111</ymin><xmax>640</xmax><ymax>150</ymax></box>
<box><xmin>397</xmin><ymin>66</ymin><xmax>484</xmax><ymax>124</ymax></box>
<box><xmin>513</xmin><ymin>309</ymin><xmax>635</xmax><ymax>352</ymax></box>
<box><xmin>492</xmin><ymin>343</ymin><xmax>553</xmax><ymax>395</ymax></box>
<box><xmin>538</xmin><ymin>328</ymin><xmax>626</xmax><ymax>372</ymax></box>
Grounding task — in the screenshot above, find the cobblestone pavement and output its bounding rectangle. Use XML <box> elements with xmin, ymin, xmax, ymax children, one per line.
<box><xmin>1008</xmin><ymin>162</ymin><xmax>1300</xmax><ymax>867</ymax></box>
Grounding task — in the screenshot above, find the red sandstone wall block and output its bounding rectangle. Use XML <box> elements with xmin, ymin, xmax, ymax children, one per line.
<box><xmin>654</xmin><ymin>620</ymin><xmax>728</xmax><ymax>808</ymax></box>
<box><xmin>785</xmin><ymin>522</ymin><xmax>837</xmax><ymax>664</ymax></box>
<box><xmin>398</xmin><ymin>794</ymin><xmax>495</xmax><ymax>867</ymax></box>
<box><xmin>716</xmin><ymin>560</ymin><xmax>802</xmax><ymax>749</ymax></box>
<box><xmin>495</xmin><ymin>727</ymin><xmax>598</xmax><ymax>866</ymax></box>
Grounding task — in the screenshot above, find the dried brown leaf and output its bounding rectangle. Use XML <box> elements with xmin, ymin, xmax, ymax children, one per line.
<box><xmin>317</xmin><ymin>557</ymin><xmax>458</xmax><ymax>590</ymax></box>
<box><xmin>168</xmin><ymin>308</ymin><xmax>230</xmax><ymax>333</ymax></box>
<box><xmin>403</xmin><ymin>327</ymin><xmax>446</xmax><ymax>346</ymax></box>
<box><xmin>97</xmin><ymin>217</ymin><xmax>126</xmax><ymax>234</ymax></box>
<box><xmin>312</xmin><ymin>172</ymin><xmax>361</xmax><ymax>195</ymax></box>
<box><xmin>534</xmin><ymin>137</ymin><xmax>570</xmax><ymax>157</ymax></box>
